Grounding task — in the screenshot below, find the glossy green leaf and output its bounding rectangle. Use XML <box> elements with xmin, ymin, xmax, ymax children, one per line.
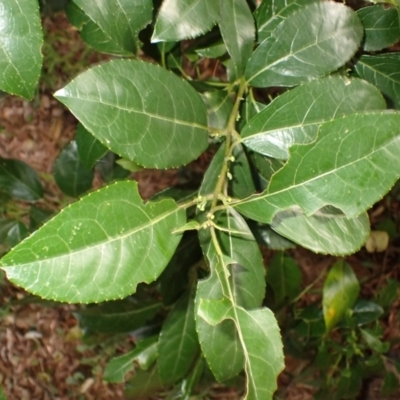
<box><xmin>357</xmin><ymin>5</ymin><xmax>400</xmax><ymax>51</ymax></box>
<box><xmin>6</xmin><ymin>221</ymin><xmax>29</xmax><ymax>247</ymax></box>
<box><xmin>0</xmin><ymin>157</ymin><xmax>43</xmax><ymax>201</ymax></box>
<box><xmin>158</xmin><ymin>290</ymin><xmax>199</xmax><ymax>384</ymax></box>
<box><xmin>75</xmin><ymin>123</ymin><xmax>107</xmax><ymax>169</ymax></box>
<box><xmin>1</xmin><ymin>181</ymin><xmax>186</xmax><ymax>303</ymax></box>
<box><xmin>246</xmin><ymin>2</ymin><xmax>363</xmax><ymax>88</ymax></box>
<box><xmin>352</xmin><ymin>300</ymin><xmax>384</xmax><ymax>326</ymax></box>
<box><xmin>152</xmin><ymin>0</ymin><xmax>220</xmax><ymax>42</ymax></box>
<box><xmin>254</xmin><ymin>0</ymin><xmax>317</xmax><ymax>43</ymax></box>
<box><xmin>96</xmin><ymin>152</ymin><xmax>130</xmax><ymax>183</ymax></box>
<box><xmin>75</xmin><ymin>299</ymin><xmax>162</xmax><ymax>333</ymax></box>
<box><xmin>0</xmin><ymin>219</ymin><xmax>19</xmax><ymax>244</ymax></box>
<box><xmin>219</xmin><ymin>0</ymin><xmax>255</xmax><ymax>80</ymax></box>
<box><xmin>0</xmin><ymin>0</ymin><xmax>43</xmax><ymax>99</ymax></box>
<box><xmin>271</xmin><ymin>208</ymin><xmax>370</xmax><ymax>256</ymax></box>
<box><xmin>71</xmin><ymin>0</ymin><xmax>152</xmax><ymax>55</ymax></box>
<box><xmin>355</xmin><ymin>54</ymin><xmax>400</xmax><ymax>108</ymax></box>
<box><xmin>104</xmin><ymin>336</ymin><xmax>158</xmax><ymax>383</ymax></box>
<box><xmin>198</xmin><ymin>299</ymin><xmax>284</xmax><ymax>400</ymax></box>
<box><xmin>235</xmin><ymin>112</ymin><xmax>400</xmax><ymax>225</ymax></box>
<box><xmin>196</xmin><ymin>210</ymin><xmax>265</xmax><ymax>382</ymax></box>
<box><xmin>241</xmin><ymin>76</ymin><xmax>386</xmax><ymax>159</ymax></box>
<box><xmin>252</xmin><ymin>224</ymin><xmax>295</xmax><ymax>251</ymax></box>
<box><xmin>230</xmin><ymin>145</ymin><xmax>256</xmax><ymax>199</ymax></box>
<box><xmin>55</xmin><ymin>60</ymin><xmax>209</xmax><ymax>169</ymax></box>
<box><xmin>201</xmin><ymin>91</ymin><xmax>233</xmax><ymax>130</ymax></box>
<box><xmin>195</xmin><ymin>42</ymin><xmax>226</xmax><ymax>58</ymax></box>
<box><xmin>323</xmin><ymin>261</ymin><xmax>360</xmax><ymax>332</ymax></box>
<box><xmin>267</xmin><ymin>253</ymin><xmax>301</xmax><ymax>306</ymax></box>
<box><xmin>360</xmin><ymin>328</ymin><xmax>387</xmax><ymax>353</ymax></box>
<box><xmin>54</xmin><ymin>141</ymin><xmax>94</xmax><ymax>197</ymax></box>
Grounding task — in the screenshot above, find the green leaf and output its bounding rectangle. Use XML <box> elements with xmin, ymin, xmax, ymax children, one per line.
<box><xmin>335</xmin><ymin>367</ymin><xmax>362</xmax><ymax>399</ymax></box>
<box><xmin>241</xmin><ymin>76</ymin><xmax>386</xmax><ymax>159</ymax></box>
<box><xmin>54</xmin><ymin>141</ymin><xmax>94</xmax><ymax>197</ymax></box>
<box><xmin>104</xmin><ymin>336</ymin><xmax>158</xmax><ymax>383</ymax></box>
<box><xmin>360</xmin><ymin>328</ymin><xmax>386</xmax><ymax>353</ymax></box>
<box><xmin>124</xmin><ymin>364</ymin><xmax>164</xmax><ymax>398</ymax></box>
<box><xmin>199</xmin><ymin>144</ymin><xmax>225</xmax><ymax>196</ymax></box>
<box><xmin>0</xmin><ymin>0</ymin><xmax>43</xmax><ymax>99</ymax></box>
<box><xmin>252</xmin><ymin>224</ymin><xmax>295</xmax><ymax>251</ymax></box>
<box><xmin>196</xmin><ymin>210</ymin><xmax>266</xmax><ymax>382</ymax></box>
<box><xmin>375</xmin><ymin>278</ymin><xmax>398</xmax><ymax>309</ymax></box>
<box><xmin>230</xmin><ymin>145</ymin><xmax>256</xmax><ymax>199</ymax></box>
<box><xmin>55</xmin><ymin>60</ymin><xmax>209</xmax><ymax>169</ymax></box>
<box><xmin>323</xmin><ymin>261</ymin><xmax>360</xmax><ymax>332</ymax></box>
<box><xmin>235</xmin><ymin>112</ymin><xmax>400</xmax><ymax>225</ymax></box>
<box><xmin>195</xmin><ymin>42</ymin><xmax>227</xmax><ymax>58</ymax></box>
<box><xmin>152</xmin><ymin>0</ymin><xmax>220</xmax><ymax>42</ymax></box>
<box><xmin>1</xmin><ymin>181</ymin><xmax>186</xmax><ymax>303</ymax></box>
<box><xmin>254</xmin><ymin>0</ymin><xmax>317</xmax><ymax>43</ymax></box>
<box><xmin>357</xmin><ymin>5</ymin><xmax>400</xmax><ymax>51</ymax></box>
<box><xmin>6</xmin><ymin>221</ymin><xmax>29</xmax><ymax>247</ymax></box>
<box><xmin>201</xmin><ymin>91</ymin><xmax>233</xmax><ymax>130</ymax></box>
<box><xmin>75</xmin><ymin>299</ymin><xmax>162</xmax><ymax>333</ymax></box>
<box><xmin>352</xmin><ymin>300</ymin><xmax>384</xmax><ymax>326</ymax></box>
<box><xmin>271</xmin><ymin>208</ymin><xmax>370</xmax><ymax>256</ymax></box>
<box><xmin>97</xmin><ymin>152</ymin><xmax>130</xmax><ymax>183</ymax></box>
<box><xmin>246</xmin><ymin>2</ymin><xmax>363</xmax><ymax>88</ymax></box>
<box><xmin>382</xmin><ymin>372</ymin><xmax>399</xmax><ymax>396</ymax></box>
<box><xmin>267</xmin><ymin>252</ymin><xmax>301</xmax><ymax>306</ymax></box>
<box><xmin>158</xmin><ymin>290</ymin><xmax>199</xmax><ymax>384</ymax></box>
<box><xmin>0</xmin><ymin>157</ymin><xmax>43</xmax><ymax>201</ymax></box>
<box><xmin>198</xmin><ymin>299</ymin><xmax>284</xmax><ymax>400</ymax></box>
<box><xmin>29</xmin><ymin>206</ymin><xmax>52</xmax><ymax>231</ymax></box>
<box><xmin>0</xmin><ymin>219</ymin><xmax>19</xmax><ymax>244</ymax></box>
<box><xmin>219</xmin><ymin>0</ymin><xmax>255</xmax><ymax>80</ymax></box>
<box><xmin>75</xmin><ymin>123</ymin><xmax>107</xmax><ymax>169</ymax></box>
<box><xmin>355</xmin><ymin>54</ymin><xmax>400</xmax><ymax>108</ymax></box>
<box><xmin>71</xmin><ymin>0</ymin><xmax>153</xmax><ymax>55</ymax></box>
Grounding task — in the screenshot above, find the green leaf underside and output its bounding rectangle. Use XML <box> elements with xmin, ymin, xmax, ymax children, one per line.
<box><xmin>1</xmin><ymin>181</ymin><xmax>186</xmax><ymax>303</ymax></box>
<box><xmin>54</xmin><ymin>141</ymin><xmax>94</xmax><ymax>198</ymax></box>
<box><xmin>55</xmin><ymin>60</ymin><xmax>209</xmax><ymax>169</ymax></box>
<box><xmin>198</xmin><ymin>299</ymin><xmax>283</xmax><ymax>400</ymax></box>
<box><xmin>104</xmin><ymin>336</ymin><xmax>158</xmax><ymax>383</ymax></box>
<box><xmin>235</xmin><ymin>112</ymin><xmax>400</xmax><ymax>224</ymax></box>
<box><xmin>72</xmin><ymin>0</ymin><xmax>153</xmax><ymax>54</ymax></box>
<box><xmin>241</xmin><ymin>76</ymin><xmax>386</xmax><ymax>159</ymax></box>
<box><xmin>246</xmin><ymin>2</ymin><xmax>363</xmax><ymax>88</ymax></box>
<box><xmin>219</xmin><ymin>0</ymin><xmax>255</xmax><ymax>80</ymax></box>
<box><xmin>75</xmin><ymin>123</ymin><xmax>107</xmax><ymax>169</ymax></box>
<box><xmin>357</xmin><ymin>5</ymin><xmax>400</xmax><ymax>51</ymax></box>
<box><xmin>196</xmin><ymin>210</ymin><xmax>266</xmax><ymax>382</ymax></box>
<box><xmin>0</xmin><ymin>0</ymin><xmax>43</xmax><ymax>99</ymax></box>
<box><xmin>158</xmin><ymin>290</ymin><xmax>199</xmax><ymax>384</ymax></box>
<box><xmin>0</xmin><ymin>157</ymin><xmax>43</xmax><ymax>201</ymax></box>
<box><xmin>323</xmin><ymin>261</ymin><xmax>360</xmax><ymax>331</ymax></box>
<box><xmin>75</xmin><ymin>300</ymin><xmax>162</xmax><ymax>333</ymax></box>
<box><xmin>271</xmin><ymin>209</ymin><xmax>370</xmax><ymax>255</ymax></box>
<box><xmin>254</xmin><ymin>0</ymin><xmax>317</xmax><ymax>43</ymax></box>
<box><xmin>152</xmin><ymin>0</ymin><xmax>220</xmax><ymax>42</ymax></box>
<box><xmin>355</xmin><ymin>54</ymin><xmax>400</xmax><ymax>108</ymax></box>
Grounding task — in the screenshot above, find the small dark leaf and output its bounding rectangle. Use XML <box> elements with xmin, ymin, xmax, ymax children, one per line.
<box><xmin>0</xmin><ymin>158</ymin><xmax>43</xmax><ymax>201</ymax></box>
<box><xmin>6</xmin><ymin>221</ymin><xmax>29</xmax><ymax>247</ymax></box>
<box><xmin>124</xmin><ymin>364</ymin><xmax>164</xmax><ymax>399</ymax></box>
<box><xmin>54</xmin><ymin>141</ymin><xmax>94</xmax><ymax>197</ymax></box>
<box><xmin>75</xmin><ymin>123</ymin><xmax>107</xmax><ymax>169</ymax></box>
<box><xmin>0</xmin><ymin>219</ymin><xmax>19</xmax><ymax>244</ymax></box>
<box><xmin>353</xmin><ymin>300</ymin><xmax>384</xmax><ymax>326</ymax></box>
<box><xmin>29</xmin><ymin>206</ymin><xmax>53</xmax><ymax>231</ymax></box>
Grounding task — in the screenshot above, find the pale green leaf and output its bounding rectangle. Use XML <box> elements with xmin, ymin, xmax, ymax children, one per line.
<box><xmin>254</xmin><ymin>0</ymin><xmax>317</xmax><ymax>43</ymax></box>
<box><xmin>246</xmin><ymin>2</ymin><xmax>363</xmax><ymax>88</ymax></box>
<box><xmin>104</xmin><ymin>336</ymin><xmax>158</xmax><ymax>383</ymax></box>
<box><xmin>158</xmin><ymin>290</ymin><xmax>199</xmax><ymax>384</ymax></box>
<box><xmin>0</xmin><ymin>181</ymin><xmax>186</xmax><ymax>303</ymax></box>
<box><xmin>0</xmin><ymin>0</ymin><xmax>43</xmax><ymax>99</ymax></box>
<box><xmin>72</xmin><ymin>0</ymin><xmax>153</xmax><ymax>54</ymax></box>
<box><xmin>271</xmin><ymin>209</ymin><xmax>370</xmax><ymax>256</ymax></box>
<box><xmin>241</xmin><ymin>76</ymin><xmax>386</xmax><ymax>159</ymax></box>
<box><xmin>195</xmin><ymin>42</ymin><xmax>227</xmax><ymax>58</ymax></box>
<box><xmin>196</xmin><ymin>210</ymin><xmax>265</xmax><ymax>381</ymax></box>
<box><xmin>55</xmin><ymin>60</ymin><xmax>209</xmax><ymax>169</ymax></box>
<box><xmin>357</xmin><ymin>5</ymin><xmax>400</xmax><ymax>51</ymax></box>
<box><xmin>198</xmin><ymin>299</ymin><xmax>284</xmax><ymax>400</ymax></box>
<box><xmin>235</xmin><ymin>112</ymin><xmax>400</xmax><ymax>225</ymax></box>
<box><xmin>219</xmin><ymin>0</ymin><xmax>255</xmax><ymax>80</ymax></box>
<box><xmin>355</xmin><ymin>54</ymin><xmax>400</xmax><ymax>108</ymax></box>
<box><xmin>152</xmin><ymin>0</ymin><xmax>220</xmax><ymax>42</ymax></box>
<box><xmin>323</xmin><ymin>261</ymin><xmax>360</xmax><ymax>332</ymax></box>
